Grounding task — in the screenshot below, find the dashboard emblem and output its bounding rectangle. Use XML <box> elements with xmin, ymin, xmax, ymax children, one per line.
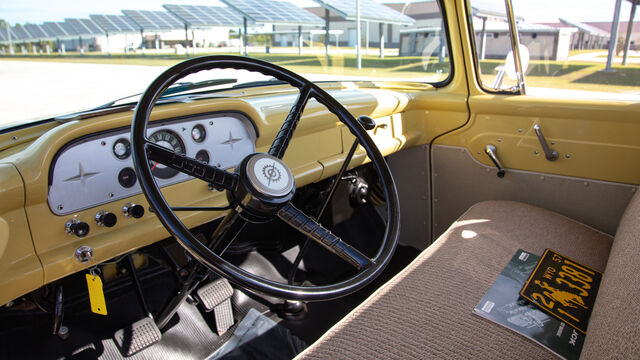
<box><xmin>246</xmin><ymin>154</ymin><xmax>294</xmax><ymax>197</ymax></box>
<box><xmin>261</xmin><ymin>163</ymin><xmax>282</xmax><ymax>186</ymax></box>
<box><xmin>64</xmin><ymin>163</ymin><xmax>99</xmax><ymax>186</ymax></box>
<box><xmin>221</xmin><ymin>131</ymin><xmax>242</xmax><ymax>150</ymax></box>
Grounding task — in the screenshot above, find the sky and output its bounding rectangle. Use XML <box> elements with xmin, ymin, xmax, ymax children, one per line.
<box><xmin>0</xmin><ymin>0</ymin><xmax>635</xmax><ymax>25</ymax></box>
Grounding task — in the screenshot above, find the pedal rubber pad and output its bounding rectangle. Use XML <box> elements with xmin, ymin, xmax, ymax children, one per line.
<box><xmin>114</xmin><ymin>317</ymin><xmax>161</xmax><ymax>357</ymax></box>
<box><xmin>196</xmin><ymin>278</ymin><xmax>234</xmax><ymax>334</ymax></box>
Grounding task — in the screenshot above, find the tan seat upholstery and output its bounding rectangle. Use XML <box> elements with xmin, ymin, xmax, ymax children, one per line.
<box><xmin>297</xmin><ymin>199</ymin><xmax>625</xmax><ymax>359</ymax></box>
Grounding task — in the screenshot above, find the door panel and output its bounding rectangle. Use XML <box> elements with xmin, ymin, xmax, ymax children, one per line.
<box><xmin>431</xmin><ymin>144</ymin><xmax>637</xmax><ymax>238</ymax></box>
<box><xmin>432</xmin><ymin>95</ymin><xmax>640</xmax><ymax>238</ymax></box>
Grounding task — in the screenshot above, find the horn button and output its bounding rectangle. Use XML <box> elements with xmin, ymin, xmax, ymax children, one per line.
<box><xmin>231</xmin><ymin>153</ymin><xmax>296</xmax><ymax>221</ymax></box>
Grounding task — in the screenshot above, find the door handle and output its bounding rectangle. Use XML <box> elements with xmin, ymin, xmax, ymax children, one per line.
<box><xmin>485</xmin><ymin>144</ymin><xmax>505</xmax><ymax>178</ymax></box>
<box><xmin>533</xmin><ymin>124</ymin><xmax>559</xmax><ymax>161</ymax></box>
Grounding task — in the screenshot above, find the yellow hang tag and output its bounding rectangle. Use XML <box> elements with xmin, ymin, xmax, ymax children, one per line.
<box><xmin>85</xmin><ymin>273</ymin><xmax>108</xmax><ymax>315</ymax></box>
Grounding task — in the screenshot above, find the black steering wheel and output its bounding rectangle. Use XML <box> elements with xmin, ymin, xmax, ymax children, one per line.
<box><xmin>131</xmin><ymin>55</ymin><xmax>400</xmax><ymax>301</ymax></box>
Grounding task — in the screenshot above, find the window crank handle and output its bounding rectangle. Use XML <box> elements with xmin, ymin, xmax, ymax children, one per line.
<box><xmin>485</xmin><ymin>144</ymin><xmax>505</xmax><ymax>178</ymax></box>
<box><xmin>533</xmin><ymin>124</ymin><xmax>559</xmax><ymax>161</ymax></box>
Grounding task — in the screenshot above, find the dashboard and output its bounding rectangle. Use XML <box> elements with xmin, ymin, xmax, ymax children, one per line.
<box><xmin>0</xmin><ymin>87</ymin><xmax>422</xmax><ymax>307</ymax></box>
<box><xmin>48</xmin><ymin>112</ymin><xmax>257</xmax><ymax>215</ymax></box>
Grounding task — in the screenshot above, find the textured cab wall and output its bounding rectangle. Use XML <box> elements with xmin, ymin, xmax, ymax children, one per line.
<box><xmin>0</xmin><ymin>164</ymin><xmax>43</xmax><ymax>305</ymax></box>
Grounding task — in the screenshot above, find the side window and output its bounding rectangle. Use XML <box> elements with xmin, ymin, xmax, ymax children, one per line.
<box><xmin>468</xmin><ymin>0</ymin><xmax>640</xmax><ymax>101</ymax></box>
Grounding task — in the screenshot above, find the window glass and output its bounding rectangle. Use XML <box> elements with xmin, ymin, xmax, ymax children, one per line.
<box><xmin>0</xmin><ymin>0</ymin><xmax>452</xmax><ymax>127</ymax></box>
<box><xmin>468</xmin><ymin>0</ymin><xmax>640</xmax><ymax>101</ymax></box>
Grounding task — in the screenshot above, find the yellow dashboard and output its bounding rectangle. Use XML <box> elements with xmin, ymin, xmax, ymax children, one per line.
<box><xmin>0</xmin><ymin>83</ymin><xmax>435</xmax><ymax>306</ymax></box>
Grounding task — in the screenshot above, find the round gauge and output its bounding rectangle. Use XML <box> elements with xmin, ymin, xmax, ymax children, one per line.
<box><xmin>118</xmin><ymin>167</ymin><xmax>137</xmax><ymax>188</ymax></box>
<box><xmin>148</xmin><ymin>130</ymin><xmax>186</xmax><ymax>179</ymax></box>
<box><xmin>113</xmin><ymin>138</ymin><xmax>131</xmax><ymax>160</ymax></box>
<box><xmin>191</xmin><ymin>124</ymin><xmax>206</xmax><ymax>143</ymax></box>
<box><xmin>195</xmin><ymin>149</ymin><xmax>210</xmax><ymax>164</ymax></box>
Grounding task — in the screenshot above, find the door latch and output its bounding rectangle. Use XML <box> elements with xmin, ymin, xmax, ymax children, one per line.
<box><xmin>485</xmin><ymin>144</ymin><xmax>505</xmax><ymax>178</ymax></box>
<box><xmin>533</xmin><ymin>124</ymin><xmax>559</xmax><ymax>161</ymax></box>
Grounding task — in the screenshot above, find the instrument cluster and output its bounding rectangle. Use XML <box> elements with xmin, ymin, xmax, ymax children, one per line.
<box><xmin>48</xmin><ymin>112</ymin><xmax>257</xmax><ymax>215</ymax></box>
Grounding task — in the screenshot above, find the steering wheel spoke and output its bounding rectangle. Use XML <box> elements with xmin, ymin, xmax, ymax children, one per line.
<box><xmin>268</xmin><ymin>85</ymin><xmax>313</xmax><ymax>159</ymax></box>
<box><xmin>278</xmin><ymin>203</ymin><xmax>373</xmax><ymax>270</ymax></box>
<box><xmin>145</xmin><ymin>141</ymin><xmax>238</xmax><ymax>191</ymax></box>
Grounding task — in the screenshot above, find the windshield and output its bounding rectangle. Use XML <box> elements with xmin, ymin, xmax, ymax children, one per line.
<box><xmin>0</xmin><ymin>0</ymin><xmax>451</xmax><ymax>128</ymax></box>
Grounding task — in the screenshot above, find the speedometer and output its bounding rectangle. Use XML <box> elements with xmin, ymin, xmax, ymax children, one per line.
<box><xmin>148</xmin><ymin>130</ymin><xmax>186</xmax><ymax>179</ymax></box>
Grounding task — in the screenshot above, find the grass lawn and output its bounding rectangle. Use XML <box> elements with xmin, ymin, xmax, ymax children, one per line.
<box><xmin>479</xmin><ymin>59</ymin><xmax>640</xmax><ymax>93</ymax></box>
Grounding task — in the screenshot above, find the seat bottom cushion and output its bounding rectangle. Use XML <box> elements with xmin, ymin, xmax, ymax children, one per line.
<box><xmin>297</xmin><ymin>200</ymin><xmax>613</xmax><ymax>359</ymax></box>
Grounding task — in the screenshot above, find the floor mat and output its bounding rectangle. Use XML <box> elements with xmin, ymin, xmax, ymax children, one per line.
<box><xmin>70</xmin><ymin>301</ymin><xmax>232</xmax><ymax>360</ymax></box>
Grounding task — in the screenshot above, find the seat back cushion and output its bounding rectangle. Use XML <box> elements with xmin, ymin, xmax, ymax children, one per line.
<box><xmin>582</xmin><ymin>190</ymin><xmax>640</xmax><ymax>359</ymax></box>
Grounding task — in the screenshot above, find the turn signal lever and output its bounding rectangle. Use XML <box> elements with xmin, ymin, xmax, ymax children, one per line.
<box><xmin>485</xmin><ymin>144</ymin><xmax>506</xmax><ymax>178</ymax></box>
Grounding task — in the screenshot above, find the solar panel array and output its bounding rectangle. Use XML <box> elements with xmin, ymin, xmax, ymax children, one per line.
<box><xmin>122</xmin><ymin>10</ymin><xmax>183</xmax><ymax>31</ymax></box>
<box><xmin>219</xmin><ymin>0</ymin><xmax>324</xmax><ymax>25</ymax></box>
<box><xmin>24</xmin><ymin>24</ymin><xmax>50</xmax><ymax>39</ymax></box>
<box><xmin>11</xmin><ymin>25</ymin><xmax>32</xmax><ymax>41</ymax></box>
<box><xmin>64</xmin><ymin>18</ymin><xmax>104</xmax><ymax>36</ymax></box>
<box><xmin>57</xmin><ymin>22</ymin><xmax>78</xmax><ymax>37</ymax></box>
<box><xmin>312</xmin><ymin>0</ymin><xmax>415</xmax><ymax>25</ymax></box>
<box><xmin>163</xmin><ymin>4</ymin><xmax>245</xmax><ymax>27</ymax></box>
<box><xmin>90</xmin><ymin>14</ymin><xmax>140</xmax><ymax>34</ymax></box>
<box><xmin>0</xmin><ymin>30</ymin><xmax>6</xmax><ymax>42</ymax></box>
<box><xmin>42</xmin><ymin>22</ymin><xmax>71</xmax><ymax>37</ymax></box>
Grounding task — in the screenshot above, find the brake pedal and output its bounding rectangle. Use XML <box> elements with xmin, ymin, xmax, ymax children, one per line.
<box><xmin>196</xmin><ymin>278</ymin><xmax>234</xmax><ymax>335</ymax></box>
<box><xmin>114</xmin><ymin>317</ymin><xmax>161</xmax><ymax>357</ymax></box>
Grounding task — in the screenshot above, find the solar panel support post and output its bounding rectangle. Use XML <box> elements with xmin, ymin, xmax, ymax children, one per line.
<box><xmin>7</xmin><ymin>23</ymin><xmax>14</xmax><ymax>55</ymax></box>
<box><xmin>325</xmin><ymin>8</ymin><xmax>330</xmax><ymax>63</ymax></box>
<box><xmin>140</xmin><ymin>29</ymin><xmax>146</xmax><ymax>56</ymax></box>
<box><xmin>479</xmin><ymin>17</ymin><xmax>487</xmax><ymax>60</ymax></box>
<box><xmin>185</xmin><ymin>24</ymin><xmax>190</xmax><ymax>57</ymax></box>
<box><xmin>192</xmin><ymin>29</ymin><xmax>195</xmax><ymax>55</ymax></box>
<box><xmin>155</xmin><ymin>34</ymin><xmax>160</xmax><ymax>55</ymax></box>
<box><xmin>356</xmin><ymin>0</ymin><xmax>361</xmax><ymax>70</ymax></box>
<box><xmin>243</xmin><ymin>17</ymin><xmax>248</xmax><ymax>56</ymax></box>
<box><xmin>439</xmin><ymin>20</ymin><xmax>446</xmax><ymax>63</ymax></box>
<box><xmin>365</xmin><ymin>21</ymin><xmax>369</xmax><ymax>55</ymax></box>
<box><xmin>605</xmin><ymin>0</ymin><xmax>623</xmax><ymax>72</ymax></box>
<box><xmin>32</xmin><ymin>44</ymin><xmax>37</xmax><ymax>55</ymax></box>
<box><xmin>105</xmin><ymin>33</ymin><xmax>111</xmax><ymax>56</ymax></box>
<box><xmin>379</xmin><ymin>23</ymin><xmax>384</xmax><ymax>58</ymax></box>
<box><xmin>298</xmin><ymin>25</ymin><xmax>302</xmax><ymax>55</ymax></box>
<box><xmin>238</xmin><ymin>27</ymin><xmax>243</xmax><ymax>55</ymax></box>
<box><xmin>622</xmin><ymin>4</ymin><xmax>637</xmax><ymax>66</ymax></box>
<box><xmin>46</xmin><ymin>44</ymin><xmax>51</xmax><ymax>55</ymax></box>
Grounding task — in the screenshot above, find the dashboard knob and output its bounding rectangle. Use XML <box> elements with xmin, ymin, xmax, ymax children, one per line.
<box><xmin>357</xmin><ymin>115</ymin><xmax>376</xmax><ymax>131</ymax></box>
<box><xmin>95</xmin><ymin>211</ymin><xmax>117</xmax><ymax>227</ymax></box>
<box><xmin>65</xmin><ymin>219</ymin><xmax>90</xmax><ymax>237</ymax></box>
<box><xmin>123</xmin><ymin>203</ymin><xmax>144</xmax><ymax>219</ymax></box>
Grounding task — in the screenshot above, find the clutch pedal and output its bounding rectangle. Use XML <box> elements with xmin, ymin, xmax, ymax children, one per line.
<box><xmin>113</xmin><ymin>317</ymin><xmax>161</xmax><ymax>357</ymax></box>
<box><xmin>196</xmin><ymin>278</ymin><xmax>234</xmax><ymax>335</ymax></box>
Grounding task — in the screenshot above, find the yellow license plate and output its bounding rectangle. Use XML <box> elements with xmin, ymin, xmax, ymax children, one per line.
<box><xmin>520</xmin><ymin>249</ymin><xmax>602</xmax><ymax>334</ymax></box>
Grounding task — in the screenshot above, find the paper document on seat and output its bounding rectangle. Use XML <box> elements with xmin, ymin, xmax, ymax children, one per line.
<box><xmin>473</xmin><ymin>249</ymin><xmax>584</xmax><ymax>360</ymax></box>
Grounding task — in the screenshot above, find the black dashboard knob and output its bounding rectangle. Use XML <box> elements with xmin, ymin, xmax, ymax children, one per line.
<box><xmin>123</xmin><ymin>203</ymin><xmax>144</xmax><ymax>219</ymax></box>
<box><xmin>65</xmin><ymin>219</ymin><xmax>90</xmax><ymax>237</ymax></box>
<box><xmin>95</xmin><ymin>211</ymin><xmax>117</xmax><ymax>227</ymax></box>
<box><xmin>357</xmin><ymin>115</ymin><xmax>376</xmax><ymax>131</ymax></box>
